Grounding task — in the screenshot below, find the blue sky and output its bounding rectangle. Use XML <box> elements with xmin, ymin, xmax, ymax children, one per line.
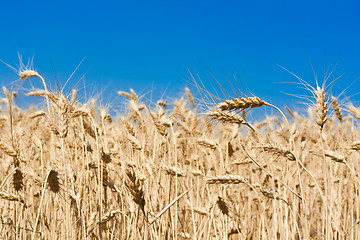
<box><xmin>1</xmin><ymin>0</ymin><xmax>360</xmax><ymax>111</ymax></box>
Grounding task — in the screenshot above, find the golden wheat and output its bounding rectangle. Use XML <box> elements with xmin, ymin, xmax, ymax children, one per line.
<box><xmin>0</xmin><ymin>66</ymin><xmax>360</xmax><ymax>239</ymax></box>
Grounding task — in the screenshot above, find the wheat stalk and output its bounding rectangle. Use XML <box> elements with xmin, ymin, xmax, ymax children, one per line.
<box><xmin>148</xmin><ymin>185</ymin><xmax>195</xmax><ymax>225</ymax></box>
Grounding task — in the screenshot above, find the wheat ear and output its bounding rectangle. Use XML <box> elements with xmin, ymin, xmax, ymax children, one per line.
<box><xmin>185</xmin><ymin>87</ymin><xmax>195</xmax><ymax>108</ymax></box>
<box><xmin>348</xmin><ymin>104</ymin><xmax>360</xmax><ymax>119</ymax></box>
<box><xmin>331</xmin><ymin>97</ymin><xmax>343</xmax><ymax>122</ymax></box>
<box><xmin>258</xmin><ymin>145</ymin><xmax>296</xmax><ymax>161</ymax></box>
<box><xmin>0</xmin><ymin>191</ymin><xmax>25</xmax><ymax>204</ymax></box>
<box><xmin>125</xmin><ymin>166</ymin><xmax>146</xmax><ymax>217</ymax></box>
<box><xmin>314</xmin><ymin>86</ymin><xmax>328</xmax><ymax>129</ymax></box>
<box><xmin>207</xmin><ymin>175</ymin><xmax>248</xmax><ymax>184</ymax></box>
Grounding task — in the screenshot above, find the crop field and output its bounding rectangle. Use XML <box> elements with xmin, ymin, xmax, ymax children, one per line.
<box><xmin>1</xmin><ymin>66</ymin><xmax>360</xmax><ymax>239</ymax></box>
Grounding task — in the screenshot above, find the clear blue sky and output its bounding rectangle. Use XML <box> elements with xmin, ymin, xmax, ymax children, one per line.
<box><xmin>1</xmin><ymin>0</ymin><xmax>360</xmax><ymax>110</ymax></box>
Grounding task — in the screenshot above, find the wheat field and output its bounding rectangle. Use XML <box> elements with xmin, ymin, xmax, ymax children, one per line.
<box><xmin>0</xmin><ymin>67</ymin><xmax>360</xmax><ymax>239</ymax></box>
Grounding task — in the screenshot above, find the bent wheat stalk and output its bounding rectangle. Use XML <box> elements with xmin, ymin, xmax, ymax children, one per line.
<box><xmin>241</xmin><ymin>144</ymin><xmax>302</xmax><ymax>200</ymax></box>
<box><xmin>148</xmin><ymin>184</ymin><xmax>195</xmax><ymax>225</ymax></box>
<box><xmin>32</xmin><ymin>169</ymin><xmax>51</xmax><ymax>240</ymax></box>
<box><xmin>0</xmin><ymin>167</ymin><xmax>18</xmax><ymax>191</ymax></box>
